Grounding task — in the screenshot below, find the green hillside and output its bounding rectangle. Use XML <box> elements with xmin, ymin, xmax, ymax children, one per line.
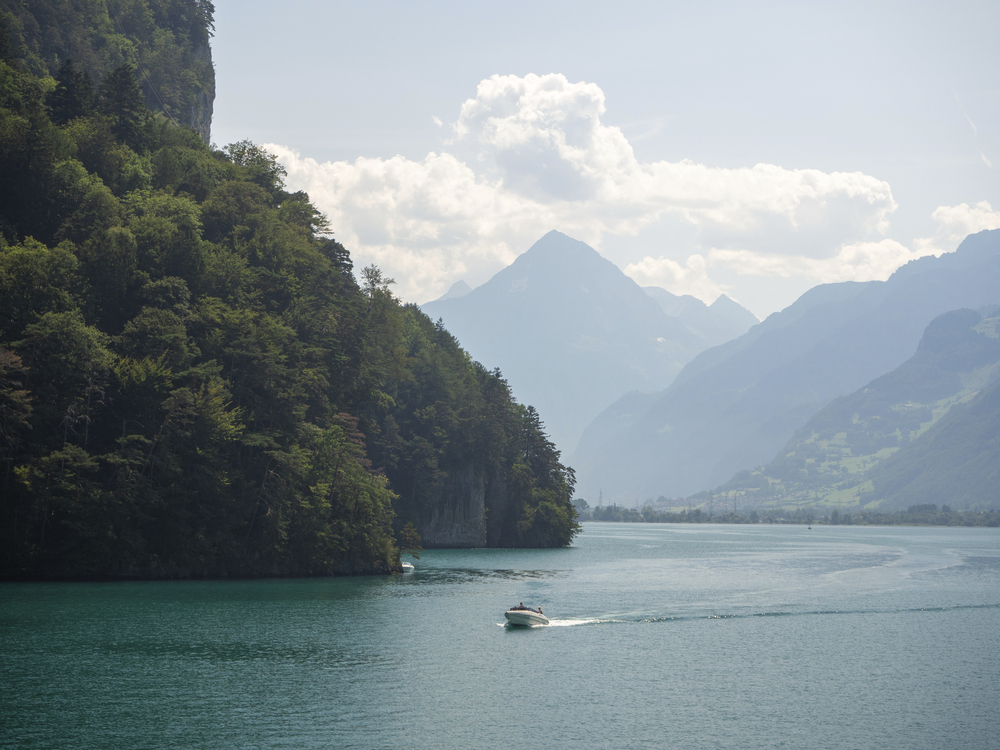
<box><xmin>703</xmin><ymin>309</ymin><xmax>1000</xmax><ymax>512</ymax></box>
<box><xmin>0</xmin><ymin>36</ymin><xmax>578</xmax><ymax>580</ymax></box>
<box><xmin>866</xmin><ymin>375</ymin><xmax>1000</xmax><ymax>510</ymax></box>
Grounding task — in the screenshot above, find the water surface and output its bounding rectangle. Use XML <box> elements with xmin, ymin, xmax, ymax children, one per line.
<box><xmin>3</xmin><ymin>523</ymin><xmax>998</xmax><ymax>749</ymax></box>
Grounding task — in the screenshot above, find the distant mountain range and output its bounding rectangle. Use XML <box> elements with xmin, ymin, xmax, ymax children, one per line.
<box><xmin>421</xmin><ymin>231</ymin><xmax>757</xmax><ymax>452</ymax></box>
<box><xmin>572</xmin><ymin>228</ymin><xmax>1000</xmax><ymax>503</ymax></box>
<box><xmin>643</xmin><ymin>286</ymin><xmax>759</xmax><ymax>349</ymax></box>
<box><xmin>706</xmin><ymin>307</ymin><xmax>1000</xmax><ymax>511</ymax></box>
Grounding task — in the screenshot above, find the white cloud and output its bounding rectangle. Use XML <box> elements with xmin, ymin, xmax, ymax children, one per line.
<box><xmin>449</xmin><ymin>74</ymin><xmax>896</xmax><ymax>251</ymax></box>
<box><xmin>914</xmin><ymin>201</ymin><xmax>1000</xmax><ymax>257</ymax></box>
<box><xmin>628</xmin><ymin>203</ymin><xmax>1000</xmax><ymax>308</ymax></box>
<box><xmin>267</xmin><ymin>73</ymin><xmax>901</xmax><ymax>304</ymax></box>
<box><xmin>624</xmin><ymin>254</ymin><xmax>729</xmax><ymax>303</ymax></box>
<box><xmin>707</xmin><ymin>239</ymin><xmax>923</xmax><ymax>283</ymax></box>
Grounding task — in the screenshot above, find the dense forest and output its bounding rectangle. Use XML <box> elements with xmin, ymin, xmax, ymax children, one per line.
<box><xmin>0</xmin><ymin>16</ymin><xmax>578</xmax><ymax>580</ymax></box>
<box><xmin>0</xmin><ymin>0</ymin><xmax>215</xmax><ymax>140</ymax></box>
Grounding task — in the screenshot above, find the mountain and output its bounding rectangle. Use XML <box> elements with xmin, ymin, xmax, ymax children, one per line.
<box><xmin>706</xmin><ymin>308</ymin><xmax>1000</xmax><ymax>511</ymax></box>
<box><xmin>644</xmin><ymin>287</ymin><xmax>759</xmax><ymax>348</ymax></box>
<box><xmin>573</xmin><ymin>229</ymin><xmax>1000</xmax><ymax>502</ymax></box>
<box><xmin>865</xmin><ymin>374</ymin><xmax>1000</xmax><ymax>510</ymax></box>
<box><xmin>434</xmin><ymin>279</ymin><xmax>472</xmax><ymax>302</ymax></box>
<box><xmin>422</xmin><ymin>230</ymin><xmax>725</xmax><ymax>452</ymax></box>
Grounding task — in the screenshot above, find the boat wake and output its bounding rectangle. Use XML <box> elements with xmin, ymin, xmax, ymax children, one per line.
<box><xmin>498</xmin><ymin>602</ymin><xmax>1000</xmax><ymax>629</ymax></box>
<box><xmin>496</xmin><ymin>617</ymin><xmax>620</xmax><ymax>628</ymax></box>
<box><xmin>545</xmin><ymin>617</ymin><xmax>614</xmax><ymax>627</ymax></box>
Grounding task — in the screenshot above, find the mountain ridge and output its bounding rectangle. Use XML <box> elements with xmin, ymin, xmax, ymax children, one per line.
<box><xmin>704</xmin><ymin>308</ymin><xmax>1000</xmax><ymax>512</ymax></box>
<box><xmin>573</xmin><ymin>229</ymin><xmax>1000</xmax><ymax>502</ymax></box>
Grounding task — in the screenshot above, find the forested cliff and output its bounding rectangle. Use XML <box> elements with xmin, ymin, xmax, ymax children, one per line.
<box><xmin>0</xmin><ymin>0</ymin><xmax>214</xmax><ymax>141</ymax></box>
<box><xmin>0</xmin><ymin>12</ymin><xmax>578</xmax><ymax>580</ymax></box>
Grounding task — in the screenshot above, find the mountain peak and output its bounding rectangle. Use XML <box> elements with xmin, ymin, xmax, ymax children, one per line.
<box><xmin>514</xmin><ymin>230</ymin><xmax>606</xmax><ymax>266</ymax></box>
<box><xmin>434</xmin><ymin>279</ymin><xmax>473</xmax><ymax>302</ymax></box>
<box><xmin>420</xmin><ymin>231</ymin><xmax>707</xmax><ymax>451</ymax></box>
<box><xmin>710</xmin><ymin>294</ymin><xmax>760</xmax><ymax>325</ymax></box>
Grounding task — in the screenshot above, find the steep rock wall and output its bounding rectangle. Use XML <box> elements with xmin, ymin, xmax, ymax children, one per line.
<box><xmin>184</xmin><ymin>42</ymin><xmax>214</xmax><ymax>143</ymax></box>
<box><xmin>485</xmin><ymin>472</ymin><xmax>511</xmax><ymax>547</ymax></box>
<box><xmin>418</xmin><ymin>464</ymin><xmax>488</xmax><ymax>547</ymax></box>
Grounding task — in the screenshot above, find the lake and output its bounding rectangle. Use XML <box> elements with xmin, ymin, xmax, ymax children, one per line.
<box><xmin>3</xmin><ymin>523</ymin><xmax>998</xmax><ymax>749</ymax></box>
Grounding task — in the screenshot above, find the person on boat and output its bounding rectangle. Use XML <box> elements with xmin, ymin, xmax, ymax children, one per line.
<box><xmin>538</xmin><ymin>607</ymin><xmax>542</xmax><ymax>615</ymax></box>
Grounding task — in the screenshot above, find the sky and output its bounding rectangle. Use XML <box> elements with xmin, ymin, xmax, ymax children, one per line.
<box><xmin>211</xmin><ymin>0</ymin><xmax>1000</xmax><ymax>319</ymax></box>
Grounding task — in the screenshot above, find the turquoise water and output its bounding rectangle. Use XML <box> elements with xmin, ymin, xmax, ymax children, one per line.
<box><xmin>3</xmin><ymin>523</ymin><xmax>999</xmax><ymax>749</ymax></box>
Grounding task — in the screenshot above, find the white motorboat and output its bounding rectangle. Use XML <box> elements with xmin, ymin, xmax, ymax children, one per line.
<box><xmin>401</xmin><ymin>562</ymin><xmax>414</xmax><ymax>573</ymax></box>
<box><xmin>504</xmin><ymin>607</ymin><xmax>549</xmax><ymax>626</ymax></box>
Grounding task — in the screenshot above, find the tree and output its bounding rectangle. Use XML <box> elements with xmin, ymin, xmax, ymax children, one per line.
<box><xmin>48</xmin><ymin>58</ymin><xmax>94</xmax><ymax>125</ymax></box>
<box><xmin>399</xmin><ymin>521</ymin><xmax>422</xmax><ymax>559</ymax></box>
<box><xmin>0</xmin><ymin>348</ymin><xmax>32</xmax><ymax>472</ymax></box>
<box><xmin>0</xmin><ymin>17</ymin><xmax>18</xmax><ymax>65</ymax></box>
<box><xmin>223</xmin><ymin>140</ymin><xmax>286</xmax><ymax>194</ymax></box>
<box><xmin>98</xmin><ymin>64</ymin><xmax>146</xmax><ymax>146</ymax></box>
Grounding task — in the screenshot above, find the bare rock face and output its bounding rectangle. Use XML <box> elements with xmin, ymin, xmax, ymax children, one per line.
<box><xmin>418</xmin><ymin>464</ymin><xmax>488</xmax><ymax>547</ymax></box>
<box><xmin>485</xmin><ymin>472</ymin><xmax>510</xmax><ymax>547</ymax></box>
<box><xmin>187</xmin><ymin>43</ymin><xmax>215</xmax><ymax>144</ymax></box>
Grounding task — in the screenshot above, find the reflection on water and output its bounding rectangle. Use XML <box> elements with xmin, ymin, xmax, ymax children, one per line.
<box><xmin>406</xmin><ymin>567</ymin><xmax>564</xmax><ymax>584</ymax></box>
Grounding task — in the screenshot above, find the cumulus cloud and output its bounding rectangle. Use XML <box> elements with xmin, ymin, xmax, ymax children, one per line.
<box><xmin>624</xmin><ymin>254</ymin><xmax>730</xmax><ymax>302</ymax></box>
<box><xmin>268</xmin><ymin>73</ymin><xmax>903</xmax><ymax>305</ymax></box>
<box><xmin>707</xmin><ymin>239</ymin><xmax>920</xmax><ymax>283</ymax></box>
<box><xmin>914</xmin><ymin>201</ymin><xmax>1000</xmax><ymax>257</ymax></box>
<box><xmin>687</xmin><ymin>202</ymin><xmax>1000</xmax><ymax>299</ymax></box>
<box><xmin>448</xmin><ymin>74</ymin><xmax>896</xmax><ymax>250</ymax></box>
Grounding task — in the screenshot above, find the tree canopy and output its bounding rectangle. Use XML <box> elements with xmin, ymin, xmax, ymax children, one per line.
<box><xmin>0</xmin><ymin>53</ymin><xmax>578</xmax><ymax>580</ymax></box>
<box><xmin>0</xmin><ymin>0</ymin><xmax>215</xmax><ymax>140</ymax></box>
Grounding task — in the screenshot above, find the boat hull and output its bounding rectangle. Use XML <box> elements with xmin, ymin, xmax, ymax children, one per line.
<box><xmin>504</xmin><ymin>609</ymin><xmax>549</xmax><ymax>627</ymax></box>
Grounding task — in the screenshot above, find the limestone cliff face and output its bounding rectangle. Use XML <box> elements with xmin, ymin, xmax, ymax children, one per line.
<box><xmin>0</xmin><ymin>1</ymin><xmax>216</xmax><ymax>144</ymax></box>
<box><xmin>145</xmin><ymin>41</ymin><xmax>215</xmax><ymax>144</ymax></box>
<box><xmin>418</xmin><ymin>464</ymin><xmax>488</xmax><ymax>547</ymax></box>
<box><xmin>415</xmin><ymin>464</ymin><xmax>518</xmax><ymax>548</ymax></box>
<box><xmin>485</xmin><ymin>473</ymin><xmax>510</xmax><ymax>547</ymax></box>
<box><xmin>186</xmin><ymin>42</ymin><xmax>215</xmax><ymax>144</ymax></box>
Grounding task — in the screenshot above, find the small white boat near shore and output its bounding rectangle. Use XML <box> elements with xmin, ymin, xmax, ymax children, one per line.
<box><xmin>504</xmin><ymin>606</ymin><xmax>549</xmax><ymax>627</ymax></box>
<box><xmin>401</xmin><ymin>562</ymin><xmax>414</xmax><ymax>573</ymax></box>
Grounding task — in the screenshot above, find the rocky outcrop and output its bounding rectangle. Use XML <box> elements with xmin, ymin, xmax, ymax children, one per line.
<box><xmin>186</xmin><ymin>42</ymin><xmax>214</xmax><ymax>144</ymax></box>
<box><xmin>418</xmin><ymin>464</ymin><xmax>489</xmax><ymax>547</ymax></box>
<box><xmin>414</xmin><ymin>464</ymin><xmax>521</xmax><ymax>548</ymax></box>
<box><xmin>485</xmin><ymin>472</ymin><xmax>510</xmax><ymax>547</ymax></box>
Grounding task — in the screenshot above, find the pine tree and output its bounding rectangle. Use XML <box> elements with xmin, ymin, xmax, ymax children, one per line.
<box><xmin>98</xmin><ymin>64</ymin><xmax>145</xmax><ymax>146</ymax></box>
<box><xmin>48</xmin><ymin>58</ymin><xmax>94</xmax><ymax>125</ymax></box>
